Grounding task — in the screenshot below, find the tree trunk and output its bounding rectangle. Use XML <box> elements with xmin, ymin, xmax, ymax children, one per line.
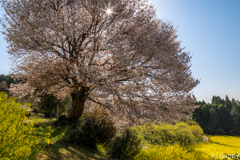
<box><xmin>50</xmin><ymin>111</ymin><xmax>52</xmax><ymax>120</ymax></box>
<box><xmin>69</xmin><ymin>87</ymin><xmax>89</xmax><ymax>122</ymax></box>
<box><xmin>56</xmin><ymin>100</ymin><xmax>59</xmax><ymax>120</ymax></box>
<box><xmin>50</xmin><ymin>106</ymin><xmax>54</xmax><ymax>120</ymax></box>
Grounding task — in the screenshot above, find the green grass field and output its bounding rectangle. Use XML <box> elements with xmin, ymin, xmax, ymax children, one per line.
<box><xmin>24</xmin><ymin>113</ymin><xmax>56</xmax><ymax>124</ymax></box>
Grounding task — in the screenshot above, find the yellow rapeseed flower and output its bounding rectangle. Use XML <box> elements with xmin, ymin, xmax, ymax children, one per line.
<box><xmin>0</xmin><ymin>92</ymin><xmax>52</xmax><ymax>159</ymax></box>
<box><xmin>45</xmin><ymin>138</ymin><xmax>51</xmax><ymax>145</ymax></box>
<box><xmin>192</xmin><ymin>135</ymin><xmax>240</xmax><ymax>159</ymax></box>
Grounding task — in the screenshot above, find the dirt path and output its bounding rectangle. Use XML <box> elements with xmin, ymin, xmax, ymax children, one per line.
<box><xmin>202</xmin><ymin>135</ymin><xmax>209</xmax><ymax>142</ymax></box>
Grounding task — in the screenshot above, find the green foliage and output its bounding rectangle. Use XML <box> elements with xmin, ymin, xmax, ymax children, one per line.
<box><xmin>184</xmin><ymin>120</ymin><xmax>204</xmax><ymax>141</ymax></box>
<box><xmin>193</xmin><ymin>96</ymin><xmax>240</xmax><ymax>135</ymax></box>
<box><xmin>0</xmin><ymin>92</ymin><xmax>51</xmax><ymax>160</ymax></box>
<box><xmin>132</xmin><ymin>121</ymin><xmax>204</xmax><ymax>147</ymax></box>
<box><xmin>218</xmin><ymin>104</ymin><xmax>231</xmax><ymax>134</ymax></box>
<box><xmin>37</xmin><ymin>94</ymin><xmax>57</xmax><ymax>119</ymax></box>
<box><xmin>211</xmin><ymin>96</ymin><xmax>225</xmax><ymax>105</ymax></box>
<box><xmin>69</xmin><ymin>108</ymin><xmax>116</xmax><ymax>149</ymax></box>
<box><xmin>0</xmin><ymin>75</ymin><xmax>15</xmax><ymax>95</ymax></box>
<box><xmin>174</xmin><ymin>123</ymin><xmax>197</xmax><ymax>146</ymax></box>
<box><xmin>208</xmin><ymin>107</ymin><xmax>222</xmax><ymax>135</ymax></box>
<box><xmin>225</xmin><ymin>95</ymin><xmax>233</xmax><ymax>110</ymax></box>
<box><xmin>231</xmin><ymin>98</ymin><xmax>238</xmax><ymax>107</ymax></box>
<box><xmin>107</xmin><ymin>128</ymin><xmax>142</xmax><ymax>160</ymax></box>
<box><xmin>230</xmin><ymin>106</ymin><xmax>240</xmax><ymax>135</ymax></box>
<box><xmin>192</xmin><ymin>108</ymin><xmax>203</xmax><ymax>127</ymax></box>
<box><xmin>200</xmin><ymin>104</ymin><xmax>210</xmax><ymax>134</ymax></box>
<box><xmin>190</xmin><ymin>125</ymin><xmax>204</xmax><ymax>142</ymax></box>
<box><xmin>0</xmin><ymin>81</ymin><xmax>8</xmax><ymax>92</ymax></box>
<box><xmin>96</xmin><ymin>144</ymin><xmax>107</xmax><ymax>157</ymax></box>
<box><xmin>0</xmin><ymin>74</ymin><xmax>14</xmax><ymax>88</ymax></box>
<box><xmin>38</xmin><ymin>94</ymin><xmax>71</xmax><ymax>119</ymax></box>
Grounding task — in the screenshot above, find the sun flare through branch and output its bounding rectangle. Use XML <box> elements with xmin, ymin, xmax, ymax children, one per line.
<box><xmin>106</xmin><ymin>9</ymin><xmax>112</xmax><ymax>15</ymax></box>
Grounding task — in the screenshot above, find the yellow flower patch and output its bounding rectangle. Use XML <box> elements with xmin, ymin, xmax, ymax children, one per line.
<box><xmin>0</xmin><ymin>92</ymin><xmax>52</xmax><ymax>160</ymax></box>
<box><xmin>192</xmin><ymin>136</ymin><xmax>240</xmax><ymax>159</ymax></box>
<box><xmin>134</xmin><ymin>143</ymin><xmax>211</xmax><ymax>160</ymax></box>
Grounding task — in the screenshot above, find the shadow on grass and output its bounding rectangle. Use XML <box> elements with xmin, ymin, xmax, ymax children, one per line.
<box><xmin>35</xmin><ymin>121</ymin><xmax>108</xmax><ymax>160</ymax></box>
<box><xmin>37</xmin><ymin>138</ymin><xmax>108</xmax><ymax>160</ymax></box>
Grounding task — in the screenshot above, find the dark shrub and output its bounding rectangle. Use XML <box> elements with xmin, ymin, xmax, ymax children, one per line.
<box><xmin>53</xmin><ymin>115</ymin><xmax>71</xmax><ymax>127</ymax></box>
<box><xmin>44</xmin><ymin>112</ymin><xmax>55</xmax><ymax>118</ymax></box>
<box><xmin>69</xmin><ymin>108</ymin><xmax>116</xmax><ymax>150</ymax></box>
<box><xmin>107</xmin><ymin>128</ymin><xmax>142</xmax><ymax>160</ymax></box>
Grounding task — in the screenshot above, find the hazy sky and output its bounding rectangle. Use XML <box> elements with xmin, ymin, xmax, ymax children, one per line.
<box><xmin>1</xmin><ymin>0</ymin><xmax>240</xmax><ymax>103</ymax></box>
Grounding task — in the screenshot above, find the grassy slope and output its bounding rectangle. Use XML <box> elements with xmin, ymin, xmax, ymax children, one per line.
<box><xmin>26</xmin><ymin>114</ymin><xmax>107</xmax><ymax>160</ymax></box>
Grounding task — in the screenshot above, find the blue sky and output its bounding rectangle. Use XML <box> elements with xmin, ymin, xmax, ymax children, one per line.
<box><xmin>149</xmin><ymin>0</ymin><xmax>240</xmax><ymax>103</ymax></box>
<box><xmin>0</xmin><ymin>0</ymin><xmax>240</xmax><ymax>103</ymax></box>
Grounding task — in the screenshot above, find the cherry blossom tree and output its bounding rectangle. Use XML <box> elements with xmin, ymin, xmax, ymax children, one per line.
<box><xmin>1</xmin><ymin>0</ymin><xmax>200</xmax><ymax>122</ymax></box>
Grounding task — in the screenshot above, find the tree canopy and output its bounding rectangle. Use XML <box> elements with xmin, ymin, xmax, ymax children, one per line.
<box><xmin>1</xmin><ymin>0</ymin><xmax>199</xmax><ymax>123</ymax></box>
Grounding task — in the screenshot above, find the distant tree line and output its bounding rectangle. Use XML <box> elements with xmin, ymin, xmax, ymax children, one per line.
<box><xmin>193</xmin><ymin>95</ymin><xmax>240</xmax><ymax>136</ymax></box>
<box><xmin>0</xmin><ymin>74</ymin><xmax>14</xmax><ymax>94</ymax></box>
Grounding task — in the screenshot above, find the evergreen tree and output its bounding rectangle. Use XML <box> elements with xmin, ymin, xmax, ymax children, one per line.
<box><xmin>201</xmin><ymin>104</ymin><xmax>210</xmax><ymax>134</ymax></box>
<box><xmin>225</xmin><ymin>95</ymin><xmax>232</xmax><ymax>110</ymax></box>
<box><xmin>211</xmin><ymin>96</ymin><xmax>216</xmax><ymax>104</ymax></box>
<box><xmin>209</xmin><ymin>107</ymin><xmax>222</xmax><ymax>135</ymax></box>
<box><xmin>236</xmin><ymin>105</ymin><xmax>240</xmax><ymax>112</ymax></box>
<box><xmin>215</xmin><ymin>96</ymin><xmax>221</xmax><ymax>105</ymax></box>
<box><xmin>218</xmin><ymin>104</ymin><xmax>231</xmax><ymax>134</ymax></box>
<box><xmin>210</xmin><ymin>104</ymin><xmax>218</xmax><ymax>110</ymax></box>
<box><xmin>230</xmin><ymin>106</ymin><xmax>240</xmax><ymax>135</ymax></box>
<box><xmin>237</xmin><ymin>100</ymin><xmax>240</xmax><ymax>106</ymax></box>
<box><xmin>193</xmin><ymin>95</ymin><xmax>240</xmax><ymax>136</ymax></box>
<box><xmin>201</xmin><ymin>100</ymin><xmax>207</xmax><ymax>105</ymax></box>
<box><xmin>231</xmin><ymin>98</ymin><xmax>238</xmax><ymax>106</ymax></box>
<box><xmin>192</xmin><ymin>107</ymin><xmax>203</xmax><ymax>127</ymax></box>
